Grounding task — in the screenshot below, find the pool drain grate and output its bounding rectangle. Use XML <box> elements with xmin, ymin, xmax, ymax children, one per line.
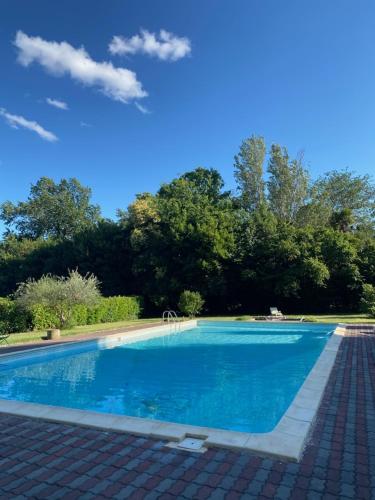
<box><xmin>166</xmin><ymin>437</ymin><xmax>208</xmax><ymax>452</ymax></box>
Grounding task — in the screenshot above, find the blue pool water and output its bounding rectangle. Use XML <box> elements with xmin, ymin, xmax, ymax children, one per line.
<box><xmin>0</xmin><ymin>321</ymin><xmax>334</xmax><ymax>433</ymax></box>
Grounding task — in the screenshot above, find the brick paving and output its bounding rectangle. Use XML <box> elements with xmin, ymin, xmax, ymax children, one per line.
<box><xmin>0</xmin><ymin>326</ymin><xmax>374</xmax><ymax>499</ymax></box>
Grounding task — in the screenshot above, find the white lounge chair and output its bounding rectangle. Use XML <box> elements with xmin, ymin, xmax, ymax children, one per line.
<box><xmin>269</xmin><ymin>307</ymin><xmax>285</xmax><ymax>320</ymax></box>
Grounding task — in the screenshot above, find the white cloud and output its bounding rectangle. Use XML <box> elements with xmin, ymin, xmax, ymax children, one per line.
<box><xmin>109</xmin><ymin>29</ymin><xmax>191</xmax><ymax>61</ymax></box>
<box><xmin>46</xmin><ymin>97</ymin><xmax>68</xmax><ymax>110</ymax></box>
<box><xmin>80</xmin><ymin>121</ymin><xmax>92</xmax><ymax>128</ymax></box>
<box><xmin>14</xmin><ymin>31</ymin><xmax>147</xmax><ymax>103</ymax></box>
<box><xmin>135</xmin><ymin>102</ymin><xmax>151</xmax><ymax>114</ymax></box>
<box><xmin>0</xmin><ymin>107</ymin><xmax>58</xmax><ymax>142</ymax></box>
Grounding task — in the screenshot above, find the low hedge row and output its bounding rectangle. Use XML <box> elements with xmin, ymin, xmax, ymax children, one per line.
<box><xmin>0</xmin><ymin>298</ymin><xmax>29</xmax><ymax>334</ymax></box>
<box><xmin>0</xmin><ymin>296</ymin><xmax>142</xmax><ymax>333</ymax></box>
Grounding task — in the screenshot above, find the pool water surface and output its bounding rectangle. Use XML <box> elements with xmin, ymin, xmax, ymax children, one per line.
<box><xmin>0</xmin><ymin>321</ymin><xmax>334</xmax><ymax>433</ymax></box>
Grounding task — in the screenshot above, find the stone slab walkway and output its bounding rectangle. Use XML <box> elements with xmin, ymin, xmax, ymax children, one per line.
<box><xmin>0</xmin><ymin>326</ymin><xmax>374</xmax><ymax>499</ymax></box>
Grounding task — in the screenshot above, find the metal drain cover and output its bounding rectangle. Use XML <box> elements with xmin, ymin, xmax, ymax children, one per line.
<box><xmin>178</xmin><ymin>437</ymin><xmax>206</xmax><ymax>450</ymax></box>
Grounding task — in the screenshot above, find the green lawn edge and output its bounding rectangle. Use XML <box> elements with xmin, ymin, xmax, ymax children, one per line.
<box><xmin>202</xmin><ymin>314</ymin><xmax>375</xmax><ymax>324</ymax></box>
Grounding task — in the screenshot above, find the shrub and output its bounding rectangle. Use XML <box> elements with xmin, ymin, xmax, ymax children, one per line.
<box><xmin>0</xmin><ymin>297</ymin><xmax>30</xmax><ymax>333</ymax></box>
<box><xmin>30</xmin><ymin>304</ymin><xmax>59</xmax><ymax>330</ymax></box>
<box><xmin>71</xmin><ymin>304</ymin><xmax>88</xmax><ymax>326</ymax></box>
<box><xmin>29</xmin><ymin>296</ymin><xmax>142</xmax><ymax>330</ymax></box>
<box><xmin>15</xmin><ymin>270</ymin><xmax>101</xmax><ymax>329</ymax></box>
<box><xmin>178</xmin><ymin>290</ymin><xmax>204</xmax><ymax>318</ymax></box>
<box><xmin>360</xmin><ymin>284</ymin><xmax>375</xmax><ymax>317</ymax></box>
<box><xmin>86</xmin><ymin>296</ymin><xmax>141</xmax><ymax>324</ymax></box>
<box><xmin>1</xmin><ymin>291</ymin><xmax>141</xmax><ymax>332</ymax></box>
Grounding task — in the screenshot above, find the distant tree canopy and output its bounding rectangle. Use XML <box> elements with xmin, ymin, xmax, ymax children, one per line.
<box><xmin>0</xmin><ymin>177</ymin><xmax>101</xmax><ymax>240</ymax></box>
<box><xmin>0</xmin><ymin>136</ymin><xmax>374</xmax><ymax>315</ymax></box>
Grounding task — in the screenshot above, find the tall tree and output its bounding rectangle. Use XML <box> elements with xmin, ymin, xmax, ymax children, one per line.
<box><xmin>311</xmin><ymin>169</ymin><xmax>375</xmax><ymax>230</ymax></box>
<box><xmin>0</xmin><ymin>177</ymin><xmax>101</xmax><ymax>240</ymax></box>
<box><xmin>267</xmin><ymin>145</ymin><xmax>309</xmax><ymax>222</ymax></box>
<box><xmin>234</xmin><ymin>135</ymin><xmax>266</xmax><ymax>211</ymax></box>
<box><xmin>123</xmin><ymin>170</ymin><xmax>236</xmax><ymax>311</ymax></box>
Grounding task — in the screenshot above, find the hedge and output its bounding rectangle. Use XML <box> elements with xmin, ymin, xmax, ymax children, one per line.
<box><xmin>0</xmin><ymin>297</ymin><xmax>30</xmax><ymax>334</ymax></box>
<box><xmin>0</xmin><ymin>296</ymin><xmax>142</xmax><ymax>333</ymax></box>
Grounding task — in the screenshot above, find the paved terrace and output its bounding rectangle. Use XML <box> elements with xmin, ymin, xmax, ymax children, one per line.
<box><xmin>0</xmin><ymin>326</ymin><xmax>374</xmax><ymax>499</ymax></box>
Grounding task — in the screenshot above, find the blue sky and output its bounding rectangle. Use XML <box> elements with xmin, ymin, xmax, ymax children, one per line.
<box><xmin>1</xmin><ymin>0</ymin><xmax>375</xmax><ymax>230</ymax></box>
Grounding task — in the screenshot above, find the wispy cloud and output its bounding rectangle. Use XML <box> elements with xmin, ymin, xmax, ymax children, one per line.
<box><xmin>46</xmin><ymin>97</ymin><xmax>68</xmax><ymax>110</ymax></box>
<box><xmin>0</xmin><ymin>107</ymin><xmax>58</xmax><ymax>142</ymax></box>
<box><xmin>135</xmin><ymin>102</ymin><xmax>151</xmax><ymax>114</ymax></box>
<box><xmin>80</xmin><ymin>121</ymin><xmax>92</xmax><ymax>128</ymax></box>
<box><xmin>109</xmin><ymin>29</ymin><xmax>191</xmax><ymax>61</ymax></box>
<box><xmin>14</xmin><ymin>31</ymin><xmax>147</xmax><ymax>104</ymax></box>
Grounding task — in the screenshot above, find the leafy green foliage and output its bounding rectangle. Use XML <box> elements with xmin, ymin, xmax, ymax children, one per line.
<box><xmin>329</xmin><ymin>208</ymin><xmax>355</xmax><ymax>232</ymax></box>
<box><xmin>360</xmin><ymin>284</ymin><xmax>375</xmax><ymax>317</ymax></box>
<box><xmin>0</xmin><ymin>297</ymin><xmax>29</xmax><ymax>333</ymax></box>
<box><xmin>234</xmin><ymin>135</ymin><xmax>266</xmax><ymax>211</ymax></box>
<box><xmin>1</xmin><ymin>295</ymin><xmax>141</xmax><ymax>332</ymax></box>
<box><xmin>178</xmin><ymin>290</ymin><xmax>205</xmax><ymax>317</ymax></box>
<box><xmin>123</xmin><ymin>168</ymin><xmax>237</xmax><ymax>311</ymax></box>
<box><xmin>311</xmin><ymin>169</ymin><xmax>375</xmax><ymax>229</ymax></box>
<box><xmin>0</xmin><ymin>137</ymin><xmax>374</xmax><ymax>319</ymax></box>
<box><xmin>15</xmin><ymin>270</ymin><xmax>101</xmax><ymax>328</ymax></box>
<box><xmin>267</xmin><ymin>146</ymin><xmax>309</xmax><ymax>223</ymax></box>
<box><xmin>29</xmin><ymin>303</ymin><xmax>60</xmax><ymax>330</ymax></box>
<box><xmin>85</xmin><ymin>296</ymin><xmax>142</xmax><ymax>324</ymax></box>
<box><xmin>0</xmin><ymin>177</ymin><xmax>101</xmax><ymax>240</ymax></box>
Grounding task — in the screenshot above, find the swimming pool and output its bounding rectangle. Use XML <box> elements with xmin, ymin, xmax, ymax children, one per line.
<box><xmin>0</xmin><ymin>321</ymin><xmax>334</xmax><ymax>434</ymax></box>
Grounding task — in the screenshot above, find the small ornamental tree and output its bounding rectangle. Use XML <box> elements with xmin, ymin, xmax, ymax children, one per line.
<box><xmin>15</xmin><ymin>270</ymin><xmax>101</xmax><ymax>329</ymax></box>
<box><xmin>178</xmin><ymin>290</ymin><xmax>204</xmax><ymax>318</ymax></box>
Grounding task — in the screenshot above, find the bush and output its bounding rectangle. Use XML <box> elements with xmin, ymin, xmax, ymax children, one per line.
<box><xmin>30</xmin><ymin>304</ymin><xmax>59</xmax><ymax>330</ymax></box>
<box><xmin>360</xmin><ymin>284</ymin><xmax>375</xmax><ymax>317</ymax></box>
<box><xmin>86</xmin><ymin>296</ymin><xmax>141</xmax><ymax>324</ymax></box>
<box><xmin>0</xmin><ymin>297</ymin><xmax>30</xmax><ymax>333</ymax></box>
<box><xmin>71</xmin><ymin>304</ymin><xmax>88</xmax><ymax>326</ymax></box>
<box><xmin>178</xmin><ymin>290</ymin><xmax>204</xmax><ymax>318</ymax></box>
<box><xmin>29</xmin><ymin>296</ymin><xmax>142</xmax><ymax>330</ymax></box>
<box><xmin>0</xmin><ymin>293</ymin><xmax>142</xmax><ymax>332</ymax></box>
<box><xmin>15</xmin><ymin>270</ymin><xmax>101</xmax><ymax>329</ymax></box>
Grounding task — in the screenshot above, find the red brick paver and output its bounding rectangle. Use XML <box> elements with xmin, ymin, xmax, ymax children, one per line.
<box><xmin>0</xmin><ymin>326</ymin><xmax>374</xmax><ymax>499</ymax></box>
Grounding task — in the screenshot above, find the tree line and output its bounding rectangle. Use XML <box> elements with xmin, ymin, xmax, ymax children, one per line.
<box><xmin>1</xmin><ymin>135</ymin><xmax>374</xmax><ymax>315</ymax></box>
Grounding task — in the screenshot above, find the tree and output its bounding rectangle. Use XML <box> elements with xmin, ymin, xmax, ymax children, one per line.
<box><xmin>15</xmin><ymin>270</ymin><xmax>101</xmax><ymax>328</ymax></box>
<box><xmin>122</xmin><ymin>170</ymin><xmax>237</xmax><ymax>311</ymax></box>
<box><xmin>267</xmin><ymin>145</ymin><xmax>309</xmax><ymax>222</ymax></box>
<box><xmin>311</xmin><ymin>169</ymin><xmax>375</xmax><ymax>230</ymax></box>
<box><xmin>181</xmin><ymin>167</ymin><xmax>227</xmax><ymax>202</ymax></box>
<box><xmin>1</xmin><ymin>177</ymin><xmax>101</xmax><ymax>240</ymax></box>
<box><xmin>178</xmin><ymin>290</ymin><xmax>204</xmax><ymax>317</ymax></box>
<box><xmin>234</xmin><ymin>135</ymin><xmax>266</xmax><ymax>211</ymax></box>
<box><xmin>329</xmin><ymin>208</ymin><xmax>354</xmax><ymax>232</ymax></box>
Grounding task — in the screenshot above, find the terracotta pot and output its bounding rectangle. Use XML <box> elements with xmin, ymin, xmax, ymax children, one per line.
<box><xmin>46</xmin><ymin>328</ymin><xmax>61</xmax><ymax>340</ymax></box>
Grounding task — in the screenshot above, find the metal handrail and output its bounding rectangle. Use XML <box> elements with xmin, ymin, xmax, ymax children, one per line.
<box><xmin>162</xmin><ymin>310</ymin><xmax>178</xmax><ymax>322</ymax></box>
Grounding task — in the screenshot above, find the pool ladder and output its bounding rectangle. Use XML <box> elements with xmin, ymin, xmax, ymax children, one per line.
<box><xmin>162</xmin><ymin>310</ymin><xmax>181</xmax><ymax>334</ymax></box>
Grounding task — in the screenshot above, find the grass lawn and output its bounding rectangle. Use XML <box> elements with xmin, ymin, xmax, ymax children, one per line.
<box><xmin>204</xmin><ymin>314</ymin><xmax>375</xmax><ymax>324</ymax></box>
<box><xmin>4</xmin><ymin>318</ymin><xmax>161</xmax><ymax>346</ymax></box>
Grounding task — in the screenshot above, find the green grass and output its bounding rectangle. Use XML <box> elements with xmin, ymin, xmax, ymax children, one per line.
<box><xmin>4</xmin><ymin>318</ymin><xmax>161</xmax><ymax>346</ymax></box>
<box><xmin>286</xmin><ymin>314</ymin><xmax>375</xmax><ymax>324</ymax></box>
<box><xmin>203</xmin><ymin>314</ymin><xmax>375</xmax><ymax>324</ymax></box>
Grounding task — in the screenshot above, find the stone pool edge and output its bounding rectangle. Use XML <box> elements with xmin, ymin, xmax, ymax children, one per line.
<box><xmin>0</xmin><ymin>321</ymin><xmax>345</xmax><ymax>462</ymax></box>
